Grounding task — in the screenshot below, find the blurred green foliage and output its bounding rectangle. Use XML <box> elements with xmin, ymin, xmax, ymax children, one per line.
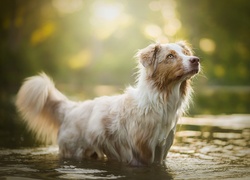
<box><xmin>0</xmin><ymin>0</ymin><xmax>249</xmax><ymax>147</ymax></box>
<box><xmin>176</xmin><ymin>0</ymin><xmax>250</xmax><ymax>115</ymax></box>
<box><xmin>177</xmin><ymin>0</ymin><xmax>250</xmax><ymax>85</ymax></box>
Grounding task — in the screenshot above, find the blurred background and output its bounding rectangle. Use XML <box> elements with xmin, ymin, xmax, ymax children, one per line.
<box><xmin>0</xmin><ymin>0</ymin><xmax>249</xmax><ymax>147</ymax></box>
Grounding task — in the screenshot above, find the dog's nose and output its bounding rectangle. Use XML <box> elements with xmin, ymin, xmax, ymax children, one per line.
<box><xmin>189</xmin><ymin>57</ymin><xmax>200</xmax><ymax>65</ymax></box>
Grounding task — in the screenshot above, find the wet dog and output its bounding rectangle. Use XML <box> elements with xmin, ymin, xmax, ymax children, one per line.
<box><xmin>16</xmin><ymin>41</ymin><xmax>200</xmax><ymax>166</ymax></box>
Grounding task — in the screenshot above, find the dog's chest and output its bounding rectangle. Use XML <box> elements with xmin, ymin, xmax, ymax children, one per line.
<box><xmin>158</xmin><ymin>89</ymin><xmax>182</xmax><ymax>144</ymax></box>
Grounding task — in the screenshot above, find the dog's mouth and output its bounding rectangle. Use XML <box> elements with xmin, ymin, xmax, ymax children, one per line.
<box><xmin>189</xmin><ymin>68</ymin><xmax>199</xmax><ymax>75</ymax></box>
<box><xmin>188</xmin><ymin>61</ymin><xmax>200</xmax><ymax>75</ymax></box>
<box><xmin>186</xmin><ymin>67</ymin><xmax>200</xmax><ymax>77</ymax></box>
<box><xmin>178</xmin><ymin>67</ymin><xmax>199</xmax><ymax>80</ymax></box>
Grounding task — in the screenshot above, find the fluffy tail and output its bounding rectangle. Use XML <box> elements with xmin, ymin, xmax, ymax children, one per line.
<box><xmin>16</xmin><ymin>73</ymin><xmax>67</xmax><ymax>144</ymax></box>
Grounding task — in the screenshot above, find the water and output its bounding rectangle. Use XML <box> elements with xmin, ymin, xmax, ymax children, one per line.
<box><xmin>0</xmin><ymin>115</ymin><xmax>249</xmax><ymax>180</ymax></box>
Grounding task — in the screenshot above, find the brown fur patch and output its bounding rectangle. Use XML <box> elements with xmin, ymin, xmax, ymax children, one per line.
<box><xmin>137</xmin><ymin>142</ymin><xmax>152</xmax><ymax>164</ymax></box>
<box><xmin>180</xmin><ymin>80</ymin><xmax>191</xmax><ymax>97</ymax></box>
<box><xmin>44</xmin><ymin>100</ymin><xmax>61</xmax><ymax>126</ymax></box>
<box><xmin>134</xmin><ymin>137</ymin><xmax>152</xmax><ymax>164</ymax></box>
<box><xmin>148</xmin><ymin>52</ymin><xmax>185</xmax><ymax>95</ymax></box>
<box><xmin>101</xmin><ymin>115</ymin><xmax>124</xmax><ymax>159</ymax></box>
<box><xmin>133</xmin><ymin>120</ymin><xmax>158</xmax><ymax>164</ymax></box>
<box><xmin>139</xmin><ymin>44</ymin><xmax>161</xmax><ymax>68</ymax></box>
<box><xmin>177</xmin><ymin>41</ymin><xmax>193</xmax><ymax>56</ymax></box>
<box><xmin>102</xmin><ymin>116</ymin><xmax>113</xmax><ymax>137</ymax></box>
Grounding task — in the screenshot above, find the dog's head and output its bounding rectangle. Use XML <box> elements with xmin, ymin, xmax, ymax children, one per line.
<box><xmin>137</xmin><ymin>41</ymin><xmax>200</xmax><ymax>90</ymax></box>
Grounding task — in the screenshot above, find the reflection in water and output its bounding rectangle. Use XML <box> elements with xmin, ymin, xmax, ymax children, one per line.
<box><xmin>0</xmin><ymin>115</ymin><xmax>249</xmax><ymax>180</ymax></box>
<box><xmin>56</xmin><ymin>165</ymin><xmax>123</xmax><ymax>179</ymax></box>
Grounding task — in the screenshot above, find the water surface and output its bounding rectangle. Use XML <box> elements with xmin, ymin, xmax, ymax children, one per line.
<box><xmin>0</xmin><ymin>115</ymin><xmax>249</xmax><ymax>180</ymax></box>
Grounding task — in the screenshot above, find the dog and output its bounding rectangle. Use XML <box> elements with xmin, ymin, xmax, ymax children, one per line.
<box><xmin>16</xmin><ymin>41</ymin><xmax>200</xmax><ymax>166</ymax></box>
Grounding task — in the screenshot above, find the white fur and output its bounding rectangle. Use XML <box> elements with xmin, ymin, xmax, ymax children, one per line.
<box><xmin>16</xmin><ymin>42</ymin><xmax>199</xmax><ymax>166</ymax></box>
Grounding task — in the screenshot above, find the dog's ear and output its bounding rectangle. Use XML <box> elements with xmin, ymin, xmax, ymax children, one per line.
<box><xmin>176</xmin><ymin>41</ymin><xmax>193</xmax><ymax>56</ymax></box>
<box><xmin>137</xmin><ymin>44</ymin><xmax>161</xmax><ymax>67</ymax></box>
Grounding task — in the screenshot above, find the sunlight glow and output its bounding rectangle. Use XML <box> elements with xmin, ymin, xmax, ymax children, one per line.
<box><xmin>199</xmin><ymin>38</ymin><xmax>216</xmax><ymax>53</ymax></box>
<box><xmin>52</xmin><ymin>0</ymin><xmax>83</xmax><ymax>14</ymax></box>
<box><xmin>143</xmin><ymin>23</ymin><xmax>169</xmax><ymax>43</ymax></box>
<box><xmin>92</xmin><ymin>2</ymin><xmax>123</xmax><ymax>22</ymax></box>
<box><xmin>144</xmin><ymin>24</ymin><xmax>162</xmax><ymax>39</ymax></box>
<box><xmin>149</xmin><ymin>1</ymin><xmax>162</xmax><ymax>11</ymax></box>
<box><xmin>163</xmin><ymin>19</ymin><xmax>181</xmax><ymax>36</ymax></box>
<box><xmin>147</xmin><ymin>0</ymin><xmax>181</xmax><ymax>40</ymax></box>
<box><xmin>68</xmin><ymin>49</ymin><xmax>91</xmax><ymax>69</ymax></box>
<box><xmin>91</xmin><ymin>2</ymin><xmax>130</xmax><ymax>40</ymax></box>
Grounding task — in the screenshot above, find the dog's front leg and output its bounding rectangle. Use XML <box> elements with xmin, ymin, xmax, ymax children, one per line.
<box><xmin>154</xmin><ymin>128</ymin><xmax>175</xmax><ymax>163</ymax></box>
<box><xmin>162</xmin><ymin>128</ymin><xmax>175</xmax><ymax>159</ymax></box>
<box><xmin>154</xmin><ymin>144</ymin><xmax>164</xmax><ymax>164</ymax></box>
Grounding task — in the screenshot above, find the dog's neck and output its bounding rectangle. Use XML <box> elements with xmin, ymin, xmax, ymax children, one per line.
<box><xmin>131</xmin><ymin>67</ymin><xmax>192</xmax><ymax>114</ymax></box>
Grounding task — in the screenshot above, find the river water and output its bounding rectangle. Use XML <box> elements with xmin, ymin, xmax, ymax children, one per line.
<box><xmin>0</xmin><ymin>115</ymin><xmax>249</xmax><ymax>180</ymax></box>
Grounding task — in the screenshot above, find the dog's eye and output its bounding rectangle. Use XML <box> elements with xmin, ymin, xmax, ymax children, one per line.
<box><xmin>167</xmin><ymin>54</ymin><xmax>174</xmax><ymax>59</ymax></box>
